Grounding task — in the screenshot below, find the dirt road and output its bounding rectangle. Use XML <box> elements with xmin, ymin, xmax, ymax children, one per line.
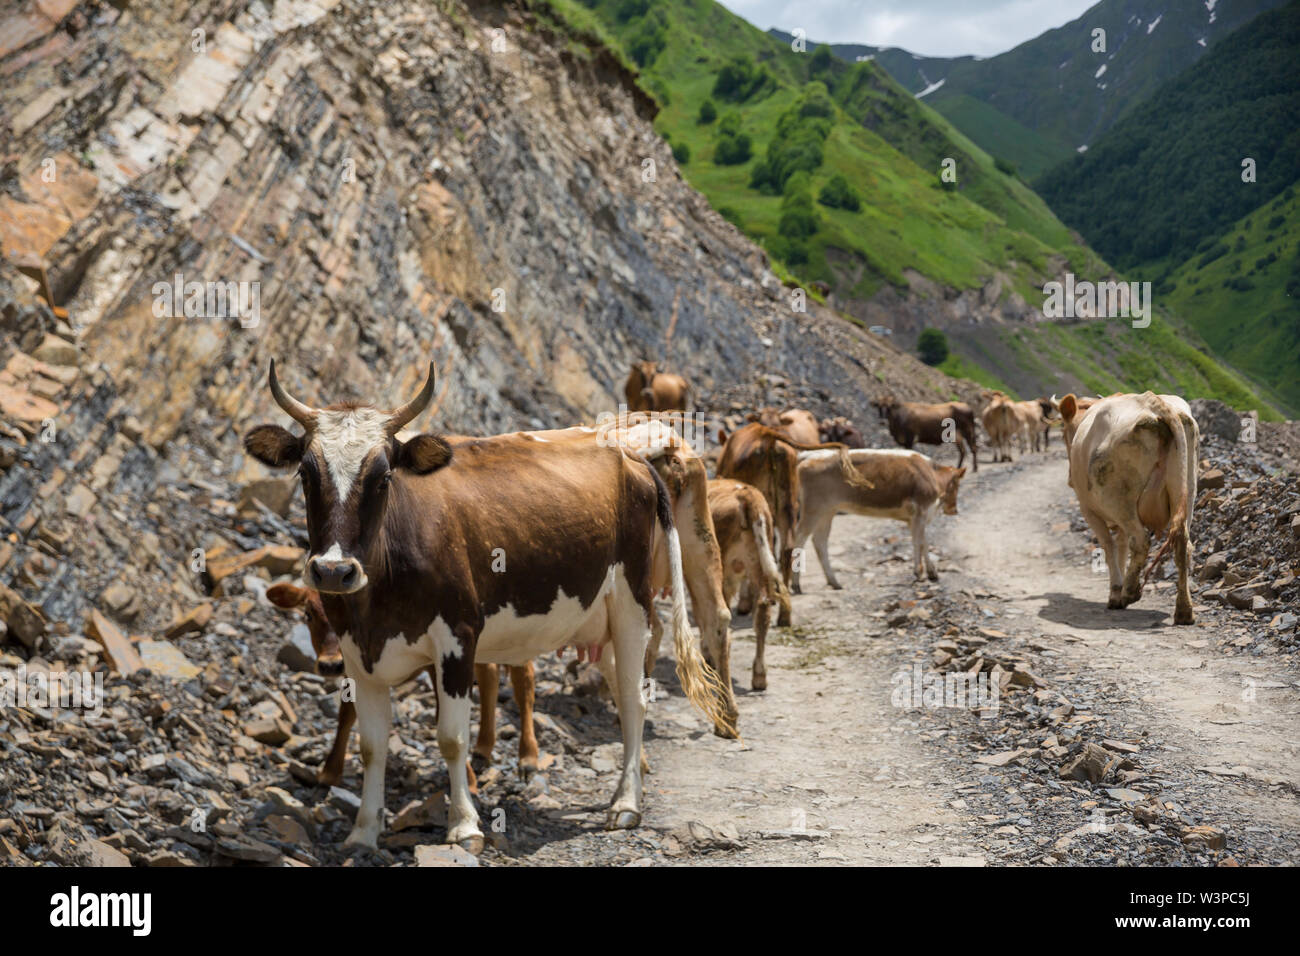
<box><xmin>494</xmin><ymin>446</ymin><xmax>1299</xmax><ymax>866</ymax></box>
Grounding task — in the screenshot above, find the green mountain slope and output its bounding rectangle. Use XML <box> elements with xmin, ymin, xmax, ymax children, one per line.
<box><xmin>533</xmin><ymin>0</ymin><xmax>1282</xmax><ymax>418</ymax></box>
<box><xmin>780</xmin><ymin>0</ymin><xmax>1287</xmax><ymax>181</ymax></box>
<box><xmin>1162</xmin><ymin>186</ymin><xmax>1300</xmax><ymax>414</ymax></box>
<box><xmin>1037</xmin><ymin>0</ymin><xmax>1300</xmax><ymax>274</ymax></box>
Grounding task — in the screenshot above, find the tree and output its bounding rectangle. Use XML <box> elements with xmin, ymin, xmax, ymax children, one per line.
<box><xmin>818</xmin><ymin>174</ymin><xmax>861</xmax><ymax>211</ymax></box>
<box><xmin>697</xmin><ymin>99</ymin><xmax>717</xmax><ymax>124</ymax></box>
<box><xmin>672</xmin><ymin>142</ymin><xmax>690</xmax><ymax>164</ymax></box>
<box><xmin>917</xmin><ymin>328</ymin><xmax>949</xmax><ymax>366</ymax></box>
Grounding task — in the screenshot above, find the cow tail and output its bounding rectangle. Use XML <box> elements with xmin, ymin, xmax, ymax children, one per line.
<box><xmin>1142</xmin><ymin>401</ymin><xmax>1194</xmax><ymax>585</ymax></box>
<box><xmin>644</xmin><ymin>459</ymin><xmax>736</xmax><ymax>736</ymax></box>
<box><xmin>750</xmin><ymin>506</ymin><xmax>788</xmax><ymax>606</ymax></box>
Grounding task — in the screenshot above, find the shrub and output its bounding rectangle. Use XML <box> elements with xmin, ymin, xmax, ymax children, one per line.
<box><xmin>994</xmin><ymin>156</ymin><xmax>1017</xmax><ymax>176</ymax></box>
<box><xmin>917</xmin><ymin>328</ymin><xmax>949</xmax><ymax>366</ymax></box>
<box><xmin>818</xmin><ymin>174</ymin><xmax>861</xmax><ymax>211</ymax></box>
<box><xmin>672</xmin><ymin>141</ymin><xmax>690</xmax><ymax>164</ymax></box>
<box><xmin>714</xmin><ymin>133</ymin><xmax>752</xmax><ymax>165</ymax></box>
<box><xmin>697</xmin><ymin>99</ymin><xmax>717</xmax><ymax>124</ymax></box>
<box><xmin>713</xmin><ymin>56</ymin><xmax>771</xmax><ymax>102</ymax></box>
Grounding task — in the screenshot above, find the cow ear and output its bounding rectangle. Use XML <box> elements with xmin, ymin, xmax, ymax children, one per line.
<box><xmin>396</xmin><ymin>433</ymin><xmax>453</xmax><ymax>474</ymax></box>
<box><xmin>1059</xmin><ymin>394</ymin><xmax>1078</xmax><ymax>422</ymax></box>
<box><xmin>266</xmin><ymin>582</ymin><xmax>307</xmax><ymax>609</ymax></box>
<box><xmin>244</xmin><ymin>425</ymin><xmax>303</xmax><ymax>467</ymax></box>
<box><xmin>717</xmin><ymin>428</ymin><xmax>729</xmax><ymax>444</ymax></box>
<box><xmin>745</xmin><ymin>413</ymin><xmax>758</xmax><ymax>422</ymax></box>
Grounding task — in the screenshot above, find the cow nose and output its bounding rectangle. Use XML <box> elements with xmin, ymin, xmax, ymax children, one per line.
<box><xmin>308</xmin><ymin>557</ymin><xmax>364</xmax><ymax>593</ymax></box>
<box><xmin>317</xmin><ymin>656</ymin><xmax>345</xmax><ymax>677</ymax></box>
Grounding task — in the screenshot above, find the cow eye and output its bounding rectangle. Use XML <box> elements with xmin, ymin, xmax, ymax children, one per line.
<box><xmin>378</xmin><ymin>471</ymin><xmax>392</xmax><ymax>489</ymax></box>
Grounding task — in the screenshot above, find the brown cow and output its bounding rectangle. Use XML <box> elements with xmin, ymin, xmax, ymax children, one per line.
<box><xmin>267</xmin><ymin>582</ymin><xmax>539</xmax><ymax>784</ymax></box>
<box><xmin>1058</xmin><ymin>392</ymin><xmax>1198</xmax><ymax>624</ymax></box>
<box><xmin>792</xmin><ymin>449</ymin><xmax>965</xmax><ymax>587</ymax></box>
<box><xmin>874</xmin><ymin>395</ymin><xmax>978</xmax><ymax>471</ymax></box>
<box><xmin>819</xmin><ymin>416</ymin><xmax>865</xmax><ymax>448</ymax></box>
<box><xmin>244</xmin><ymin>362</ymin><xmax>730</xmax><ymax>852</ymax></box>
<box><xmin>747</xmin><ymin>407</ymin><xmax>820</xmax><ymax>445</ymax></box>
<box><xmin>980</xmin><ymin>391</ymin><xmax>1018</xmax><ymax>462</ymax></box>
<box><xmin>715</xmin><ymin>423</ymin><xmax>870</xmax><ymax>623</ymax></box>
<box><xmin>707</xmin><ymin>479</ymin><xmax>791</xmax><ymax>692</ymax></box>
<box><xmin>625</xmin><ymin>361</ymin><xmax>689</xmax><ymax>413</ymax></box>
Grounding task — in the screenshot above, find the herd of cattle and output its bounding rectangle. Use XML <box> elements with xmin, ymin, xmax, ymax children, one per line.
<box><xmin>242</xmin><ymin>359</ymin><xmax>1200</xmax><ymax>854</ymax></box>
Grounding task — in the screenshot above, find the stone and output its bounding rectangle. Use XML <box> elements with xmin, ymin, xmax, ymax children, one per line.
<box><xmin>414</xmin><ymin>844</ymin><xmax>479</xmax><ymax>867</ymax></box>
<box><xmin>1059</xmin><ymin>743</ymin><xmax>1120</xmax><ymax>784</ymax></box>
<box><xmin>1199</xmin><ymin>468</ymin><xmax>1225</xmax><ymax>490</ymax></box>
<box><xmin>1181</xmin><ymin>825</ymin><xmax>1227</xmax><ymax>851</ymax></box>
<box><xmin>136</xmin><ymin>640</ymin><xmax>201</xmax><ymax>681</ymax></box>
<box><xmin>245</xmin><ymin>716</ymin><xmax>292</xmax><ymax>746</ymax></box>
<box><xmin>164</xmin><ymin>603</ymin><xmax>214</xmax><ymax>639</ymax></box>
<box><xmin>85</xmin><ymin>609</ymin><xmax>143</xmax><ymax>674</ymax></box>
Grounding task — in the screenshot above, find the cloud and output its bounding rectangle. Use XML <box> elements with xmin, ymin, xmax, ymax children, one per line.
<box><xmin>721</xmin><ymin>0</ymin><xmax>1100</xmax><ymax>58</ymax></box>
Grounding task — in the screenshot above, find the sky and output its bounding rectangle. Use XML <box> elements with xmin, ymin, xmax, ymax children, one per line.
<box><xmin>718</xmin><ymin>0</ymin><xmax>1101</xmax><ymax>58</ymax></box>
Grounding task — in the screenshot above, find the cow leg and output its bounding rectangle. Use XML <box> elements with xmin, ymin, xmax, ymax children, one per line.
<box><xmin>643</xmin><ymin>603</ymin><xmax>666</xmax><ymax>675</ymax></box>
<box><xmin>595</xmin><ymin>639</ymin><xmax>650</xmax><ymax>777</ymax></box>
<box><xmin>604</xmin><ymin>582</ymin><xmax>652</xmax><ymax>827</ymax></box>
<box><xmin>319</xmin><ymin>698</ymin><xmax>355</xmax><ymax>786</ymax></box>
<box><xmin>471</xmin><ymin>662</ymin><xmax>498</xmax><ymax>774</ymax></box>
<box><xmin>343</xmin><ymin>677</ymin><xmax>391</xmax><ymax>850</ymax></box>
<box><xmin>812</xmin><ymin>517</ymin><xmax>841</xmax><ymax>590</ymax></box>
<box><xmin>914</xmin><ymin>507</ymin><xmax>939</xmax><ymax>580</ymax></box>
<box><xmin>752</xmin><ymin>586</ymin><xmax>770</xmax><ymax>691</ymax></box>
<box><xmin>1082</xmin><ymin>508</ymin><xmax>1124</xmax><ymax>608</ymax></box>
<box><xmin>1173</xmin><ymin>523</ymin><xmax>1194</xmax><ymax>625</ymax></box>
<box><xmin>1119</xmin><ymin>517</ymin><xmax>1150</xmax><ymax>608</ymax></box>
<box><xmin>510</xmin><ymin>663</ymin><xmax>540</xmax><ymax>776</ymax></box>
<box><xmin>431</xmin><ymin>627</ymin><xmax>483</xmax><ymax>853</ymax></box>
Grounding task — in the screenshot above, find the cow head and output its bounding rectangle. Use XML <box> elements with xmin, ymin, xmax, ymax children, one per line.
<box><xmin>934</xmin><ymin>465</ymin><xmax>966</xmax><ymax>515</ymax></box>
<box><xmin>1036</xmin><ymin>397</ymin><xmax>1060</xmax><ymax>422</ymax></box>
<box><xmin>871</xmin><ymin>395</ymin><xmax>896</xmax><ymax>420</ymax></box>
<box><xmin>244</xmin><ymin>362</ymin><xmax>452</xmax><ymax>594</ymax></box>
<box><xmin>1055</xmin><ymin>393</ymin><xmax>1098</xmax><ymax>451</ymax></box>
<box><xmin>820</xmin><ymin>416</ymin><xmax>864</xmax><ymax>448</ymax></box>
<box><xmin>266</xmin><ymin>582</ymin><xmax>345</xmax><ymax>677</ymax></box>
<box><xmin>632</xmin><ymin>360</ymin><xmax>658</xmax><ymax>398</ymax></box>
<box><xmin>747</xmin><ymin>407</ymin><xmax>784</xmax><ymax>429</ymax></box>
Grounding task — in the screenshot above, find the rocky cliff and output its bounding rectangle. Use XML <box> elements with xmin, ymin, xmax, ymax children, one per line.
<box><xmin>0</xmin><ymin>0</ymin><xmax>972</xmax><ymax>638</ymax></box>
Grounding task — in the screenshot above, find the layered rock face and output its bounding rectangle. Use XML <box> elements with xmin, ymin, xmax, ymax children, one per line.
<box><xmin>0</xmin><ymin>0</ymin><xmax>968</xmax><ymax>634</ymax></box>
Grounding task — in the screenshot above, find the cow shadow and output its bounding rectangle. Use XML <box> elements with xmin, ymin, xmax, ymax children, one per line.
<box><xmin>1033</xmin><ymin>590</ymin><xmax>1170</xmax><ymax>630</ymax></box>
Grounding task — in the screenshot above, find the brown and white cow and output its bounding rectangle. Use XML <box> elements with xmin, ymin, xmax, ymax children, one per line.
<box><xmin>1058</xmin><ymin>392</ymin><xmax>1198</xmax><ymax>624</ymax></box>
<box><xmin>706</xmin><ymin>479</ymin><xmax>790</xmax><ymax>692</ymax></box>
<box><xmin>244</xmin><ymin>362</ymin><xmax>730</xmax><ymax>852</ymax></box>
<box><xmin>873</xmin><ymin>396</ymin><xmax>978</xmax><ymax>472</ymax></box>
<box><xmin>267</xmin><ymin>582</ymin><xmax>539</xmax><ymax>784</ymax></box>
<box><xmin>747</xmin><ymin>407</ymin><xmax>820</xmax><ymax>445</ymax></box>
<box><xmin>792</xmin><ymin>448</ymin><xmax>965</xmax><ymax>588</ymax></box>
<box><xmin>715</xmin><ymin>423</ymin><xmax>870</xmax><ymax>623</ymax></box>
<box><xmin>625</xmin><ymin>361</ymin><xmax>689</xmax><ymax>413</ymax></box>
<box><xmin>819</xmin><ymin>416</ymin><xmax>865</xmax><ymax>448</ymax></box>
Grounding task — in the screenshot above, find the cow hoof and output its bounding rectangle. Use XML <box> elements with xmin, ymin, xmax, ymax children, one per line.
<box><xmin>777</xmin><ymin>611</ymin><xmax>792</xmax><ymax>627</ymax></box>
<box><xmin>712</xmin><ymin>717</ymin><xmax>740</xmax><ymax>739</ymax></box>
<box><xmin>457</xmin><ymin>834</ymin><xmax>485</xmax><ymax>856</ymax></box>
<box><xmin>316</xmin><ymin>768</ymin><xmax>342</xmax><ymax>787</ymax></box>
<box><xmin>791</xmin><ymin>583</ymin><xmax>802</xmax><ymax>595</ymax></box>
<box><xmin>518</xmin><ymin>757</ymin><xmax>539</xmax><ymax>780</ymax></box>
<box><xmin>1122</xmin><ymin>590</ymin><xmax>1142</xmax><ymax>607</ymax></box>
<box><xmin>342</xmin><ymin>829</ymin><xmax>379</xmax><ymax>852</ymax></box>
<box><xmin>1107</xmin><ymin>595</ymin><xmax>1124</xmax><ymax>609</ymax></box>
<box><xmin>752</xmin><ymin>672</ymin><xmax>767</xmax><ymax>691</ymax></box>
<box><xmin>470</xmin><ymin>752</ymin><xmax>491</xmax><ymax>775</ymax></box>
<box><xmin>606</xmin><ymin>810</ymin><xmax>641</xmax><ymax>830</ymax></box>
<box><xmin>926</xmin><ymin>570</ymin><xmax>939</xmax><ymax>582</ymax></box>
<box><xmin>828</xmin><ymin>581</ymin><xmax>843</xmax><ymax>591</ymax></box>
<box><xmin>1174</xmin><ymin>608</ymin><xmax>1194</xmax><ymax>626</ymax></box>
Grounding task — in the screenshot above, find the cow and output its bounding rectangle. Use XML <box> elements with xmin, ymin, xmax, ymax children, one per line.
<box><xmin>266</xmin><ymin>582</ymin><xmax>539</xmax><ymax>784</ymax></box>
<box><xmin>874</xmin><ymin>395</ymin><xmax>978</xmax><ymax>472</ymax></box>
<box><xmin>598</xmin><ymin>417</ymin><xmax>737</xmax><ymax>737</ymax></box>
<box><xmin>791</xmin><ymin>449</ymin><xmax>965</xmax><ymax>589</ymax></box>
<box><xmin>747</xmin><ymin>407</ymin><xmax>820</xmax><ymax>445</ymax></box>
<box><xmin>244</xmin><ymin>361</ymin><xmax>731</xmax><ymax>852</ymax></box>
<box><xmin>980</xmin><ymin>391</ymin><xmax>1019</xmax><ymax>462</ymax></box>
<box><xmin>715</xmin><ymin>423</ymin><xmax>871</xmax><ymax>622</ymax></box>
<box><xmin>1057</xmin><ymin>392</ymin><xmax>1198</xmax><ymax>624</ymax></box>
<box><xmin>819</xmin><ymin>416</ymin><xmax>865</xmax><ymax>448</ymax></box>
<box><xmin>625</xmin><ymin>361</ymin><xmax>689</xmax><ymax>413</ymax></box>
<box><xmin>1035</xmin><ymin>397</ymin><xmax>1059</xmax><ymax>449</ymax></box>
<box><xmin>706</xmin><ymin>479</ymin><xmax>790</xmax><ymax>692</ymax></box>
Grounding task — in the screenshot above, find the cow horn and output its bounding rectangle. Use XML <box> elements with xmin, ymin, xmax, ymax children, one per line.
<box><xmin>269</xmin><ymin>360</ymin><xmax>316</xmax><ymax>426</ymax></box>
<box><xmin>387</xmin><ymin>361</ymin><xmax>436</xmax><ymax>434</ymax></box>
